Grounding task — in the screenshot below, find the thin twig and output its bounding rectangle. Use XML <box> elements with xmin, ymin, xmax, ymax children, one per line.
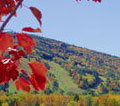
<box><xmin>0</xmin><ymin>0</ymin><xmax>24</xmax><ymax>32</ymax></box>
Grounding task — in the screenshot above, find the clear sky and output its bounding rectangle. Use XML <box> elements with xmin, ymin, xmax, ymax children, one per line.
<box><xmin>1</xmin><ymin>0</ymin><xmax>120</xmax><ymax>57</ymax></box>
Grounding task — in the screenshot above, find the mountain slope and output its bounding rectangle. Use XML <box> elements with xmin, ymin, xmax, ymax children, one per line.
<box><xmin>1</xmin><ymin>34</ymin><xmax>120</xmax><ymax>95</ymax></box>
<box><xmin>30</xmin><ymin>35</ymin><xmax>120</xmax><ymax>95</ymax></box>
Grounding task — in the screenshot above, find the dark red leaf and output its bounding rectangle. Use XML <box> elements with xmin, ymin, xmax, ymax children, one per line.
<box><xmin>76</xmin><ymin>0</ymin><xmax>101</xmax><ymax>2</ymax></box>
<box><xmin>0</xmin><ymin>57</ymin><xmax>18</xmax><ymax>84</ymax></box>
<box><xmin>18</xmin><ymin>50</ymin><xmax>26</xmax><ymax>57</ymax></box>
<box><xmin>29</xmin><ymin>7</ymin><xmax>42</xmax><ymax>26</ymax></box>
<box><xmin>92</xmin><ymin>0</ymin><xmax>101</xmax><ymax>2</ymax></box>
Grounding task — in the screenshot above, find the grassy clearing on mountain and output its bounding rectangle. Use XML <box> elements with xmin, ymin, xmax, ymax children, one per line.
<box><xmin>48</xmin><ymin>62</ymin><xmax>83</xmax><ymax>94</ymax></box>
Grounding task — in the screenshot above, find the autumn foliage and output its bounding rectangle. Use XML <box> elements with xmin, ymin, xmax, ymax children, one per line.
<box><xmin>0</xmin><ymin>31</ymin><xmax>48</xmax><ymax>92</ymax></box>
<box><xmin>0</xmin><ymin>0</ymin><xmax>101</xmax><ymax>92</ymax></box>
<box><xmin>1</xmin><ymin>94</ymin><xmax>120</xmax><ymax>106</ymax></box>
<box><xmin>0</xmin><ymin>0</ymin><xmax>47</xmax><ymax>92</ymax></box>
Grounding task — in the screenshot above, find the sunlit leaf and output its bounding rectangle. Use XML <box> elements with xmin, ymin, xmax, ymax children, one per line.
<box><xmin>16</xmin><ymin>33</ymin><xmax>36</xmax><ymax>54</ymax></box>
<box><xmin>22</xmin><ymin>27</ymin><xmax>42</xmax><ymax>33</ymax></box>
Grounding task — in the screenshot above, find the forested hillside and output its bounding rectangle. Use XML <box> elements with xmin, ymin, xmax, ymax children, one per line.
<box><xmin>26</xmin><ymin>35</ymin><xmax>120</xmax><ymax>96</ymax></box>
<box><xmin>1</xmin><ymin>35</ymin><xmax>120</xmax><ymax>96</ymax></box>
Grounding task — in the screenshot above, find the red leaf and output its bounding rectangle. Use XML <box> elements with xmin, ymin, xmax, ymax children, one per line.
<box><xmin>29</xmin><ymin>62</ymin><xmax>48</xmax><ymax>90</ymax></box>
<box><xmin>11</xmin><ymin>69</ymin><xmax>19</xmax><ymax>81</ymax></box>
<box><xmin>0</xmin><ymin>57</ymin><xmax>18</xmax><ymax>84</ymax></box>
<box><xmin>16</xmin><ymin>33</ymin><xmax>36</xmax><ymax>54</ymax></box>
<box><xmin>18</xmin><ymin>50</ymin><xmax>26</xmax><ymax>57</ymax></box>
<box><xmin>0</xmin><ymin>0</ymin><xmax>16</xmax><ymax>18</ymax></box>
<box><xmin>0</xmin><ymin>33</ymin><xmax>14</xmax><ymax>56</ymax></box>
<box><xmin>15</xmin><ymin>77</ymin><xmax>30</xmax><ymax>92</ymax></box>
<box><xmin>76</xmin><ymin>0</ymin><xmax>101</xmax><ymax>2</ymax></box>
<box><xmin>15</xmin><ymin>0</ymin><xmax>20</xmax><ymax>2</ymax></box>
<box><xmin>8</xmin><ymin>48</ymin><xmax>26</xmax><ymax>60</ymax></box>
<box><xmin>22</xmin><ymin>27</ymin><xmax>42</xmax><ymax>33</ymax></box>
<box><xmin>30</xmin><ymin>74</ymin><xmax>41</xmax><ymax>90</ymax></box>
<box><xmin>92</xmin><ymin>0</ymin><xmax>101</xmax><ymax>2</ymax></box>
<box><xmin>0</xmin><ymin>16</ymin><xmax>2</xmax><ymax>22</ymax></box>
<box><xmin>29</xmin><ymin>62</ymin><xmax>48</xmax><ymax>77</ymax></box>
<box><xmin>29</xmin><ymin>7</ymin><xmax>42</xmax><ymax>26</ymax></box>
<box><xmin>5</xmin><ymin>68</ymin><xmax>18</xmax><ymax>82</ymax></box>
<box><xmin>30</xmin><ymin>74</ymin><xmax>46</xmax><ymax>90</ymax></box>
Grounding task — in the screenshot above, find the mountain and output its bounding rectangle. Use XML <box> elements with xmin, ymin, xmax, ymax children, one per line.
<box><xmin>27</xmin><ymin>35</ymin><xmax>120</xmax><ymax>96</ymax></box>
<box><xmin>3</xmin><ymin>34</ymin><xmax>120</xmax><ymax>96</ymax></box>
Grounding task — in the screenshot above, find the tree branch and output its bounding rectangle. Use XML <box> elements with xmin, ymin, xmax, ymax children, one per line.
<box><xmin>0</xmin><ymin>0</ymin><xmax>24</xmax><ymax>32</ymax></box>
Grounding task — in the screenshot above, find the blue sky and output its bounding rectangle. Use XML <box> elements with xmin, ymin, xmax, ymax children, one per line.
<box><xmin>2</xmin><ymin>0</ymin><xmax>120</xmax><ymax>56</ymax></box>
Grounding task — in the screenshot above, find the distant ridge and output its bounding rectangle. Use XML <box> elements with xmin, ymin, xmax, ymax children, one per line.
<box><xmin>31</xmin><ymin>34</ymin><xmax>119</xmax><ymax>58</ymax></box>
